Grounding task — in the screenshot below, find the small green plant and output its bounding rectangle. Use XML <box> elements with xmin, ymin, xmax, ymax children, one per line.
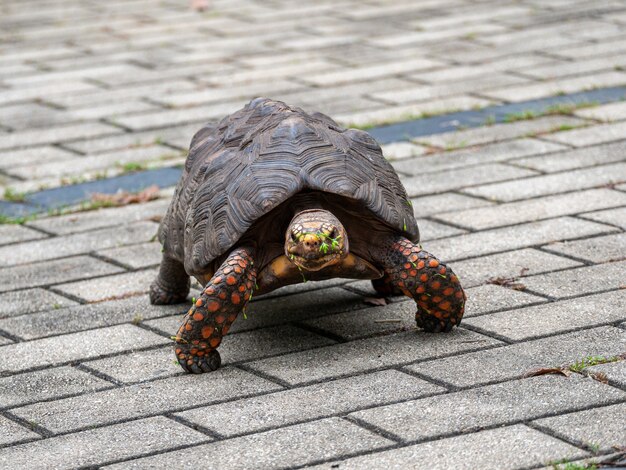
<box><xmin>131</xmin><ymin>314</ymin><xmax>143</xmax><ymax>325</ymax></box>
<box><xmin>504</xmin><ymin>110</ymin><xmax>537</xmax><ymax>122</ymax></box>
<box><xmin>569</xmin><ymin>355</ymin><xmax>619</xmax><ymax>373</ymax></box>
<box><xmin>3</xmin><ymin>187</ymin><xmax>26</xmax><ymax>202</ymax></box>
<box><xmin>484</xmin><ymin>114</ymin><xmax>496</xmax><ymax>125</ymax></box>
<box><xmin>117</xmin><ymin>162</ymin><xmax>147</xmax><ymax>173</ymax></box>
<box><xmin>319</xmin><ymin>240</ymin><xmax>329</xmax><ymax>254</ymax></box>
<box><xmin>52</xmin><ymin>303</ymin><xmax>62</xmax><ymax>310</ymax></box>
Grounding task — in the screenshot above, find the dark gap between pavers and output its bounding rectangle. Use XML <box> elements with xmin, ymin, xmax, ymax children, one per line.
<box><xmin>2</xmin><ymin>86</ymin><xmax>626</xmax><ymax>218</ymax></box>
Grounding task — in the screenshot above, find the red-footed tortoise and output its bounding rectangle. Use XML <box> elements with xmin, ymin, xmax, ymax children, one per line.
<box><xmin>151</xmin><ymin>98</ymin><xmax>466</xmax><ymax>374</ymax></box>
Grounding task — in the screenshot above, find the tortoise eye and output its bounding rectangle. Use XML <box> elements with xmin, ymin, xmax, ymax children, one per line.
<box><xmin>329</xmin><ymin>227</ymin><xmax>339</xmax><ymax>239</ymax></box>
<box><xmin>290</xmin><ymin>231</ymin><xmax>299</xmax><ymax>242</ymax></box>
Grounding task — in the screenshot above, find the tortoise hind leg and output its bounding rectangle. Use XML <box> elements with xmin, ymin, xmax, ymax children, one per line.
<box><xmin>373</xmin><ymin>236</ymin><xmax>466</xmax><ymax>332</ymax></box>
<box><xmin>150</xmin><ymin>255</ymin><xmax>190</xmax><ymax>305</ymax></box>
<box><xmin>173</xmin><ymin>246</ymin><xmax>256</xmax><ymax>374</ymax></box>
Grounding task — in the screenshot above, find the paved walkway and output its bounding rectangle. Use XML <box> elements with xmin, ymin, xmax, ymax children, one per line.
<box><xmin>0</xmin><ymin>0</ymin><xmax>625</xmax><ymax>468</ymax></box>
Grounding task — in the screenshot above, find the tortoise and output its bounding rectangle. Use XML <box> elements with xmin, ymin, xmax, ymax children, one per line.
<box><xmin>151</xmin><ymin>98</ymin><xmax>466</xmax><ymax>374</ymax></box>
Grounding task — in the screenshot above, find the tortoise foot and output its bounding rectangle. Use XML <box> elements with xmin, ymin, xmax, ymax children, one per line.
<box><xmin>175</xmin><ymin>347</ymin><xmax>221</xmax><ymax>374</ymax></box>
<box><xmin>415</xmin><ymin>310</ymin><xmax>455</xmax><ymax>333</ymax></box>
<box><xmin>149</xmin><ymin>280</ymin><xmax>189</xmax><ymax>305</ymax></box>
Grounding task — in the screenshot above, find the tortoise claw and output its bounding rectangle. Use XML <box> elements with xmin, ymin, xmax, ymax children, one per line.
<box><xmin>176</xmin><ymin>349</ymin><xmax>221</xmax><ymax>374</ymax></box>
<box><xmin>415</xmin><ymin>310</ymin><xmax>455</xmax><ymax>333</ymax></box>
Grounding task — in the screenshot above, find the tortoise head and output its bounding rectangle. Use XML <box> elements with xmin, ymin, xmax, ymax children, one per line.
<box><xmin>285</xmin><ymin>210</ymin><xmax>348</xmax><ymax>272</ymax></box>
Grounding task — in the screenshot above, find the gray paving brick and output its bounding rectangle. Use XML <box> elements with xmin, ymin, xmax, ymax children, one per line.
<box><xmin>464</xmin><ymin>290</ymin><xmax>626</xmax><ymax>342</ymax></box>
<box><xmin>6</xmin><ymin>145</ymin><xmax>178</xmax><ymax>180</ymax></box>
<box><xmin>310</xmin><ymin>424</ymin><xmax>586</xmax><ymax>470</ymax></box>
<box><xmin>534</xmin><ymin>404</ymin><xmax>626</xmax><ymax>453</ymax></box>
<box><xmin>575</xmin><ymin>100</ymin><xmax>626</xmax><ymax>122</ymax></box>
<box><xmin>417</xmin><ymin>116</ymin><xmax>586</xmax><ymax>149</ymax></box>
<box><xmin>380</xmin><ymin>142</ymin><xmax>429</xmax><ymax>160</ymax></box>
<box><xmin>544</xmin><ymin>233</ymin><xmax>626</xmax><ymax>264</ymax></box>
<box><xmin>587</xmin><ymin>360</ymin><xmax>626</xmax><ymax>388</ymax></box>
<box><xmin>435</xmin><ymin>188</ymin><xmax>626</xmax><ymax>230</ymax></box>
<box><xmin>0</xmin><ymin>324</ymin><xmax>168</xmax><ymax>375</ymax></box>
<box><xmin>0</xmin><ymin>416</ymin><xmax>208</xmax><ymax>470</ymax></box>
<box><xmin>301</xmin><ymin>299</ymin><xmax>417</xmax><ymax>341</ymax></box>
<box><xmin>0</xmin><ymin>295</ymin><xmax>183</xmax><ymax>340</ymax></box>
<box><xmin>464</xmin><ymin>162</ymin><xmax>626</xmax><ymax>202</ymax></box>
<box><xmin>83</xmin><ymin>347</ymin><xmax>181</xmax><ymax>384</ymax></box>
<box><xmin>544</xmin><ymin>121</ymin><xmax>626</xmax><ymax>147</ymax></box>
<box><xmin>61</xmin><ymin>123</ymin><xmax>199</xmax><ymax>154</ymax></box>
<box><xmin>402</xmin><ymin>163</ymin><xmax>538</xmax><ymax>197</ymax></box>
<box><xmin>26</xmin><ymin>199</ymin><xmax>170</xmax><ymax>235</ymax></box>
<box><xmin>0</xmin><ymin>225</ymin><xmax>46</xmax><ymax>246</ymax></box>
<box><xmin>581</xmin><ymin>207</ymin><xmax>626</xmax><ymax>230</ymax></box>
<box><xmin>302</xmin><ymin>57</ymin><xmax>444</xmax><ymax>86</ymax></box>
<box><xmin>0</xmin><ymin>103</ymin><xmax>67</xmax><ymax>131</ymax></box>
<box><xmin>0</xmin><ymin>366</ymin><xmax>112</xmax><ymax>409</ymax></box>
<box><xmin>0</xmin><ymin>288</ymin><xmax>77</xmax><ymax>319</ymax></box>
<box><xmin>463</xmin><ymin>284</ymin><xmax>545</xmax><ymax>317</ymax></box>
<box><xmin>512</xmin><ymin>140</ymin><xmax>626</xmax><ymax>173</ymax></box>
<box><xmin>480</xmin><ymin>71</ymin><xmax>626</xmax><ymax>102</ymax></box>
<box><xmin>417</xmin><ymin>218</ymin><xmax>467</xmax><ymax>240</ymax></box>
<box><xmin>409</xmin><ymin>326</ymin><xmax>625</xmax><ymax>388</ymax></box>
<box><xmin>106</xmin><ymin>417</ymin><xmax>392</xmax><ymax>470</ymax></box>
<box><xmin>247</xmin><ymin>328</ymin><xmax>501</xmax><ymax>386</ymax></box>
<box><xmin>411</xmin><ymin>193</ymin><xmax>495</xmax><ymax>218</ymax></box>
<box><xmin>11</xmin><ymin>367</ymin><xmax>281</xmax><ymax>434</ymax></box>
<box><xmin>425</xmin><ymin>217</ymin><xmax>615</xmax><ymax>262</ymax></box>
<box><xmin>350</xmin><ymin>375</ymin><xmax>625</xmax><ymax>442</ymax></box>
<box><xmin>0</xmin><ymin>256</ymin><xmax>123</xmax><ymax>293</ymax></box>
<box><xmin>0</xmin><ymin>145</ymin><xmax>76</xmax><ymax>170</ymax></box>
<box><xmin>54</xmin><ymin>268</ymin><xmax>157</xmax><ymax>303</ymax></box>
<box><xmin>0</xmin><ymin>416</ymin><xmax>38</xmax><ymax>446</ymax></box>
<box><xmin>371</xmin><ymin>73</ymin><xmax>529</xmax><ymax>105</ymax></box>
<box><xmin>392</xmin><ymin>138</ymin><xmax>566</xmax><ymax>176</ymax></box>
<box><xmin>334</xmin><ymin>96</ymin><xmax>494</xmax><ymax>129</ymax></box>
<box><xmin>0</xmin><ymin>80</ymin><xmax>98</xmax><ymax>107</ymax></box>
<box><xmin>0</xmin><ymin>221</ymin><xmax>157</xmax><ymax>267</ymax></box>
<box><xmin>96</xmin><ymin>241</ymin><xmax>162</xmax><ymax>269</ymax></box>
<box><xmin>0</xmin><ymin>122</ymin><xmax>123</xmax><ymax>151</ymax></box>
<box><xmin>177</xmin><ymin>370</ymin><xmax>443</xmax><ymax>438</ymax></box>
<box><xmin>521</xmin><ymin>260</ymin><xmax>626</xmax><ymax>299</ymax></box>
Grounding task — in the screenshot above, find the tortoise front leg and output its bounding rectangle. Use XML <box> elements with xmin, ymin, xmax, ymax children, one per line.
<box><xmin>373</xmin><ymin>236</ymin><xmax>466</xmax><ymax>332</ymax></box>
<box><xmin>173</xmin><ymin>246</ymin><xmax>256</xmax><ymax>374</ymax></box>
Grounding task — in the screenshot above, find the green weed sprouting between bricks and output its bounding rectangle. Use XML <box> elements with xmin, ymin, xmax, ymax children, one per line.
<box><xmin>550</xmin><ymin>461</ymin><xmax>598</xmax><ymax>470</ymax></box>
<box><xmin>3</xmin><ymin>187</ymin><xmax>26</xmax><ymax>202</ymax></box>
<box><xmin>568</xmin><ymin>355</ymin><xmax>620</xmax><ymax>373</ymax></box>
<box><xmin>117</xmin><ymin>162</ymin><xmax>147</xmax><ymax>173</ymax></box>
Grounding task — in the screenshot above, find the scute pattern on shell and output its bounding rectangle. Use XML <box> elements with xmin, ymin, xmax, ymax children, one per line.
<box><xmin>159</xmin><ymin>98</ymin><xmax>418</xmax><ymax>275</ymax></box>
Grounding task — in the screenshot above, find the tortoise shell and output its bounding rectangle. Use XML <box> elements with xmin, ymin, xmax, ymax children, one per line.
<box><xmin>159</xmin><ymin>97</ymin><xmax>419</xmax><ymax>275</ymax></box>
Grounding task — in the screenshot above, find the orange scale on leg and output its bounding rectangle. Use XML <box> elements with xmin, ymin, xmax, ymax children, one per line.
<box><xmin>443</xmin><ymin>287</ymin><xmax>454</xmax><ymax>296</ymax></box>
<box><xmin>415</xmin><ymin>285</ymin><xmax>425</xmax><ymax>294</ymax></box>
<box><xmin>204</xmin><ymin>286</ymin><xmax>216</xmax><ymax>295</ymax></box>
<box><xmin>215</xmin><ymin>315</ymin><xmax>226</xmax><ymax>324</ymax></box>
<box><xmin>439</xmin><ymin>266</ymin><xmax>447</xmax><ymax>275</ymax></box>
<box><xmin>201</xmin><ymin>326</ymin><xmax>214</xmax><ymax>338</ymax></box>
<box><xmin>400</xmin><ymin>271</ymin><xmax>408</xmax><ymax>279</ymax></box>
<box><xmin>431</xmin><ymin>281</ymin><xmax>441</xmax><ymax>290</ymax></box>
<box><xmin>193</xmin><ymin>312</ymin><xmax>204</xmax><ymax>321</ymax></box>
<box><xmin>175</xmin><ymin>348</ymin><xmax>182</xmax><ymax>355</ymax></box>
<box><xmin>234</xmin><ymin>266</ymin><xmax>242</xmax><ymax>274</ymax></box>
<box><xmin>231</xmin><ymin>293</ymin><xmax>241</xmax><ymax>305</ymax></box>
<box><xmin>432</xmin><ymin>296</ymin><xmax>442</xmax><ymax>303</ymax></box>
<box><xmin>455</xmin><ymin>291</ymin><xmax>464</xmax><ymax>299</ymax></box>
<box><xmin>420</xmin><ymin>274</ymin><xmax>428</xmax><ymax>282</ymax></box>
<box><xmin>417</xmin><ymin>260</ymin><xmax>425</xmax><ymax>269</ymax></box>
<box><xmin>409</xmin><ymin>269</ymin><xmax>417</xmax><ymax>276</ymax></box>
<box><xmin>238</xmin><ymin>285</ymin><xmax>246</xmax><ymax>292</ymax></box>
<box><xmin>404</xmin><ymin>263</ymin><xmax>412</xmax><ymax>269</ymax></box>
<box><xmin>227</xmin><ymin>313</ymin><xmax>237</xmax><ymax>322</ymax></box>
<box><xmin>439</xmin><ymin>301</ymin><xmax>451</xmax><ymax>311</ymax></box>
<box><xmin>192</xmin><ymin>339</ymin><xmax>199</xmax><ymax>345</ymax></box>
<box><xmin>222</xmin><ymin>325</ymin><xmax>230</xmax><ymax>335</ymax></box>
<box><xmin>223</xmin><ymin>267</ymin><xmax>233</xmax><ymax>275</ymax></box>
<box><xmin>218</xmin><ymin>291</ymin><xmax>227</xmax><ymax>300</ymax></box>
<box><xmin>226</xmin><ymin>276</ymin><xmax>237</xmax><ymax>286</ymax></box>
<box><xmin>429</xmin><ymin>260</ymin><xmax>439</xmax><ymax>268</ymax></box>
<box><xmin>197</xmin><ymin>350</ymin><xmax>205</xmax><ymax>356</ymax></box>
<box><xmin>185</xmin><ymin>323</ymin><xmax>192</xmax><ymax>331</ymax></box>
<box><xmin>209</xmin><ymin>337</ymin><xmax>221</xmax><ymax>348</ymax></box>
<box><xmin>213</xmin><ymin>276</ymin><xmax>222</xmax><ymax>284</ymax></box>
<box><xmin>207</xmin><ymin>301</ymin><xmax>221</xmax><ymax>312</ymax></box>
